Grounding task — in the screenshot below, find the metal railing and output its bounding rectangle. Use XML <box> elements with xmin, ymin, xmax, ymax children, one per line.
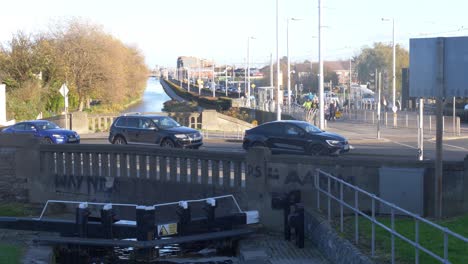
<box><xmin>314</xmin><ymin>168</ymin><xmax>468</xmax><ymax>264</ymax></box>
<box><xmin>341</xmin><ymin>109</ymin><xmax>463</xmax><ymax>136</ymax></box>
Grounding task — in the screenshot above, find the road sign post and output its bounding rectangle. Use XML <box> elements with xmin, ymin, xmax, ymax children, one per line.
<box><xmin>59</xmin><ymin>84</ymin><xmax>69</xmax><ymax>129</ymax></box>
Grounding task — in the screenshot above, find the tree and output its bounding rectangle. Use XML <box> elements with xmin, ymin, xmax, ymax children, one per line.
<box><xmin>354</xmin><ymin>42</ymin><xmax>409</xmax><ymax>94</ymax></box>
<box><xmin>0</xmin><ymin>18</ymin><xmax>149</xmax><ymax>120</ymax></box>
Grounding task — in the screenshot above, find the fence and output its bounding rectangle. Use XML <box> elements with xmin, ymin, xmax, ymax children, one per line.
<box><xmin>342</xmin><ymin>109</ymin><xmax>462</xmax><ymax>135</ymax></box>
<box><xmin>314</xmin><ymin>168</ymin><xmax>468</xmax><ymax>264</ymax></box>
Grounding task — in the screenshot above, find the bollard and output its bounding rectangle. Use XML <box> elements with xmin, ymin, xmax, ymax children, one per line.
<box><xmin>385</xmin><ymin>112</ymin><xmax>388</xmax><ymax>127</ymax></box>
<box><xmin>100</xmin><ymin>204</ymin><xmax>115</xmax><ymax>257</ymax></box>
<box><xmin>271</xmin><ymin>190</ymin><xmax>301</xmax><ymax>241</ymax></box>
<box><xmin>135</xmin><ymin>205</ymin><xmax>157</xmax><ymax>262</ymax></box>
<box><xmin>288</xmin><ymin>203</ymin><xmax>305</xmax><ymax>248</ymax></box>
<box><xmin>177</xmin><ymin>201</ymin><xmax>191</xmax><ymax>236</ymax></box>
<box><xmin>203</xmin><ymin>198</ymin><xmax>217</xmax><ymax>228</ymax></box>
<box><xmin>76</xmin><ymin>202</ymin><xmax>90</xmax><ymax>238</ymax></box>
<box><xmin>101</xmin><ymin>204</ymin><xmax>114</xmax><ymax>239</ymax></box>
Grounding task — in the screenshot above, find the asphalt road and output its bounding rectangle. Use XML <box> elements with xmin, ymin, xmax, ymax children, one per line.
<box><xmin>81</xmin><ymin>120</ymin><xmax>468</xmax><ymax>161</ymax></box>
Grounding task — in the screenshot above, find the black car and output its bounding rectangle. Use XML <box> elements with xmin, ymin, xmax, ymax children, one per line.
<box><xmin>108</xmin><ymin>114</ymin><xmax>203</xmax><ymax>149</ymax></box>
<box><xmin>242</xmin><ymin>120</ymin><xmax>349</xmax><ymax>156</ymax></box>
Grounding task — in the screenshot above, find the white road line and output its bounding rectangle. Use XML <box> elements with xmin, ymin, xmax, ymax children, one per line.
<box><xmin>385</xmin><ymin>139</ymin><xmax>418</xmax><ymax>149</ymax></box>
<box><xmin>425</xmin><ymin>140</ymin><xmax>468</xmax><ymax>151</ymax></box>
<box><xmin>388</xmin><ymin>138</ymin><xmax>468</xmax><ymax>151</ymax></box>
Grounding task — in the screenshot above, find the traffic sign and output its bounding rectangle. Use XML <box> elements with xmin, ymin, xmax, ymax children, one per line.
<box><xmin>59</xmin><ymin>84</ymin><xmax>69</xmax><ymax>97</ymax></box>
<box><xmin>392</xmin><ymin>106</ymin><xmax>398</xmax><ymax>113</ymax></box>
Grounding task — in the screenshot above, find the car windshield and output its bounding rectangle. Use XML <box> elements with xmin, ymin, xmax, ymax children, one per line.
<box><xmin>296</xmin><ymin>122</ymin><xmax>322</xmax><ymax>134</ymax></box>
<box><xmin>37</xmin><ymin>122</ymin><xmax>60</xmax><ymax>130</ymax></box>
<box><xmin>151</xmin><ymin>116</ymin><xmax>181</xmax><ymax>129</ymax></box>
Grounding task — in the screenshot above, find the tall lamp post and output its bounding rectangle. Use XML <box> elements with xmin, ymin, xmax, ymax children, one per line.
<box><xmin>287</xmin><ymin>18</ymin><xmax>302</xmax><ymax>111</ymax></box>
<box><xmin>276</xmin><ymin>0</ymin><xmax>281</xmax><ymax>120</ymax></box>
<box><xmin>247</xmin><ymin>36</ymin><xmax>255</xmax><ymax>107</ymax></box>
<box><xmin>382</xmin><ymin>17</ymin><xmax>397</xmax><ymax>127</ymax></box>
<box><xmin>318</xmin><ymin>0</ymin><xmax>325</xmax><ymax>129</ymax></box>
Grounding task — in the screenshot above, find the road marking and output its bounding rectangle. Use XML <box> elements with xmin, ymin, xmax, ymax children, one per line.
<box><xmin>386</xmin><ymin>139</ymin><xmax>418</xmax><ymax>149</ymax></box>
<box><xmin>425</xmin><ymin>140</ymin><xmax>468</xmax><ymax>151</ymax></box>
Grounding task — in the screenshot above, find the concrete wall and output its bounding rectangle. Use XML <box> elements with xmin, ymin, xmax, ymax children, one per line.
<box><xmin>29</xmin><ymin>144</ymin><xmax>247</xmax><ymax>210</ymax></box>
<box><xmin>1</xmin><ymin>135</ymin><xmax>467</xmax><ymax>227</ymax></box>
<box><xmin>0</xmin><ymin>134</ymin><xmax>39</xmax><ymax>203</ymax></box>
<box><xmin>239</xmin><ymin>107</ymin><xmax>294</xmax><ymax>124</ymax></box>
<box><xmin>244</xmin><ymin>147</ymin><xmax>468</xmax><ymax>227</ymax></box>
<box><xmin>201</xmin><ymin>110</ymin><xmax>254</xmax><ymax>132</ymax></box>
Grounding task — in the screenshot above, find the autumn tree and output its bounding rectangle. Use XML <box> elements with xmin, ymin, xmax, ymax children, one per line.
<box><xmin>0</xmin><ymin>18</ymin><xmax>149</xmax><ymax>120</ymax></box>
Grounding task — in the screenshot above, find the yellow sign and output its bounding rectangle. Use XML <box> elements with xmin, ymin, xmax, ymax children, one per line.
<box><xmin>251</xmin><ymin>84</ymin><xmax>256</xmax><ymax>89</ymax></box>
<box><xmin>157</xmin><ymin>223</ymin><xmax>178</xmax><ymax>236</ymax></box>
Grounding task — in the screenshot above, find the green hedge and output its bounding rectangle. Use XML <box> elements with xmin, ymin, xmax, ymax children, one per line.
<box><xmin>163</xmin><ymin>79</ymin><xmax>232</xmax><ymax>111</ymax></box>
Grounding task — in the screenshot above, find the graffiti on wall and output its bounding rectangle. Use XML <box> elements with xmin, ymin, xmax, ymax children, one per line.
<box><xmin>55</xmin><ymin>174</ymin><xmax>115</xmax><ymax>194</ymax></box>
<box><xmin>247</xmin><ymin>164</ymin><xmax>356</xmax><ymax>187</ymax></box>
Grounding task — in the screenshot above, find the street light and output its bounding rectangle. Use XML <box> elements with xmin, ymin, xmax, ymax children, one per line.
<box><xmin>287</xmin><ymin>17</ymin><xmax>303</xmax><ymax>111</ymax></box>
<box><xmin>276</xmin><ymin>0</ymin><xmax>281</xmax><ymax>120</ymax></box>
<box><xmin>382</xmin><ymin>17</ymin><xmax>397</xmax><ymax>127</ymax></box>
<box><xmin>318</xmin><ymin>0</ymin><xmax>325</xmax><ymax>129</ymax></box>
<box><xmin>246</xmin><ymin>36</ymin><xmax>255</xmax><ymax>107</ymax></box>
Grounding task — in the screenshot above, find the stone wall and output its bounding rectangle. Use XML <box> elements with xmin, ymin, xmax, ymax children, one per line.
<box><xmin>1</xmin><ymin>135</ymin><xmax>467</xmax><ymax>224</ymax></box>
<box><xmin>0</xmin><ymin>134</ymin><xmax>39</xmax><ymax>204</ymax></box>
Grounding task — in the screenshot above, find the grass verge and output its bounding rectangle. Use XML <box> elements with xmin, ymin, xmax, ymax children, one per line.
<box><xmin>338</xmin><ymin>213</ymin><xmax>468</xmax><ymax>264</ymax></box>
<box><xmin>0</xmin><ymin>203</ymin><xmax>34</xmax><ymax>264</ymax></box>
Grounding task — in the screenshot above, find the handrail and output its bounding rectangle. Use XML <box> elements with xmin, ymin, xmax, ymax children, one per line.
<box><xmin>314</xmin><ymin>168</ymin><xmax>468</xmax><ymax>264</ymax></box>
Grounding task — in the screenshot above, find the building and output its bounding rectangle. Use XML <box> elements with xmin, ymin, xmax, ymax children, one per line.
<box><xmin>176</xmin><ymin>56</ymin><xmax>214</xmax><ymax>81</ymax></box>
<box><xmin>294</xmin><ymin>60</ymin><xmax>353</xmax><ymax>85</ymax></box>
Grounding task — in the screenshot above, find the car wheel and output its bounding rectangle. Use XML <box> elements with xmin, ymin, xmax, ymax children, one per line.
<box><xmin>161</xmin><ymin>139</ymin><xmax>175</xmax><ymax>148</ymax></box>
<box><xmin>309</xmin><ymin>144</ymin><xmax>324</xmax><ymax>156</ymax></box>
<box><xmin>113</xmin><ymin>136</ymin><xmax>127</xmax><ymax>145</ymax></box>
<box><xmin>42</xmin><ymin>137</ymin><xmax>53</xmax><ymax>144</ymax></box>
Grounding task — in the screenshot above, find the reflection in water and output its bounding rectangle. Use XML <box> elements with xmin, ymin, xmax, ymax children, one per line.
<box><xmin>125</xmin><ymin>77</ymin><xmax>171</xmax><ymax>113</ymax></box>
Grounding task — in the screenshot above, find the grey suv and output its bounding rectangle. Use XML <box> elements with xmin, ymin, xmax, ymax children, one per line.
<box><xmin>108</xmin><ymin>114</ymin><xmax>203</xmax><ymax>149</ymax></box>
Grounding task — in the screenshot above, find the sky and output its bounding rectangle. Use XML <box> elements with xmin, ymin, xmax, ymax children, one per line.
<box><xmin>1</xmin><ymin>0</ymin><xmax>467</xmax><ymax>68</ymax></box>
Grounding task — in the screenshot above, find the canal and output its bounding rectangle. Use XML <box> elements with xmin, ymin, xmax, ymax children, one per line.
<box><xmin>125</xmin><ymin>77</ymin><xmax>171</xmax><ymax>113</ymax></box>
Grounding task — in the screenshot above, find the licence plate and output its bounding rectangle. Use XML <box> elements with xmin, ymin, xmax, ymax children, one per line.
<box><xmin>344</xmin><ymin>144</ymin><xmax>349</xmax><ymax>150</ymax></box>
<box><xmin>68</xmin><ymin>138</ymin><xmax>78</xmax><ymax>142</ymax></box>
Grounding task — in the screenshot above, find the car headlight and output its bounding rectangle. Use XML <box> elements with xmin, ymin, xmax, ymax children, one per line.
<box><xmin>52</xmin><ymin>134</ymin><xmax>65</xmax><ymax>138</ymax></box>
<box><xmin>174</xmin><ymin>134</ymin><xmax>188</xmax><ymax>139</ymax></box>
<box><xmin>326</xmin><ymin>140</ymin><xmax>340</xmax><ymax>146</ymax></box>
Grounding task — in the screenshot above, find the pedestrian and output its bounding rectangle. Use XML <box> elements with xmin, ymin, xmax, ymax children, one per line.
<box><xmin>329</xmin><ymin>101</ymin><xmax>336</xmax><ymax>121</ymax></box>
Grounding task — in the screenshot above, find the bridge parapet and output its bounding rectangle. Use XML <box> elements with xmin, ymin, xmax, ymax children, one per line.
<box><xmin>32</xmin><ymin>144</ymin><xmax>246</xmax><ymax>206</ymax></box>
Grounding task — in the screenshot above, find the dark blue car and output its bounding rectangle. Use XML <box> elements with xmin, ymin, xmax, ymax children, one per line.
<box><xmin>1</xmin><ymin>120</ymin><xmax>80</xmax><ymax>144</ymax></box>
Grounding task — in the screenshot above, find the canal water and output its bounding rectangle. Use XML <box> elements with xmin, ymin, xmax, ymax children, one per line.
<box><xmin>125</xmin><ymin>77</ymin><xmax>171</xmax><ymax>113</ymax></box>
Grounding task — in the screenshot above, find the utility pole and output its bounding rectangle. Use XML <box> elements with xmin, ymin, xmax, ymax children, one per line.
<box><xmin>276</xmin><ymin>0</ymin><xmax>281</xmax><ymax>120</ymax></box>
<box><xmin>212</xmin><ymin>61</ymin><xmax>215</xmax><ymax>98</ymax></box>
<box><xmin>318</xmin><ymin>0</ymin><xmax>325</xmax><ymax>129</ymax></box>
<box><xmin>377</xmin><ymin>70</ymin><xmax>381</xmax><ymax>139</ymax></box>
<box><xmin>225</xmin><ymin>65</ymin><xmax>228</xmax><ymax>97</ymax></box>
<box><xmin>270</xmin><ymin>53</ymin><xmax>273</xmax><ymax>87</ymax></box>
<box><xmin>348</xmin><ymin>58</ymin><xmax>352</xmax><ymax>108</ymax></box>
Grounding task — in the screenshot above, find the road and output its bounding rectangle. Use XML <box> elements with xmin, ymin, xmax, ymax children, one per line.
<box><xmin>81</xmin><ymin>119</ymin><xmax>468</xmax><ymax>161</ymax></box>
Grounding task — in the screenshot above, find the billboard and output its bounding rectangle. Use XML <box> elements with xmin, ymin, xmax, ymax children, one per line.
<box><xmin>409</xmin><ymin>36</ymin><xmax>468</xmax><ymax>98</ymax></box>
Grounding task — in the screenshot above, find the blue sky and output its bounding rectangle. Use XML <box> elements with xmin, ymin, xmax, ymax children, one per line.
<box><xmin>1</xmin><ymin>0</ymin><xmax>467</xmax><ymax>68</ymax></box>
